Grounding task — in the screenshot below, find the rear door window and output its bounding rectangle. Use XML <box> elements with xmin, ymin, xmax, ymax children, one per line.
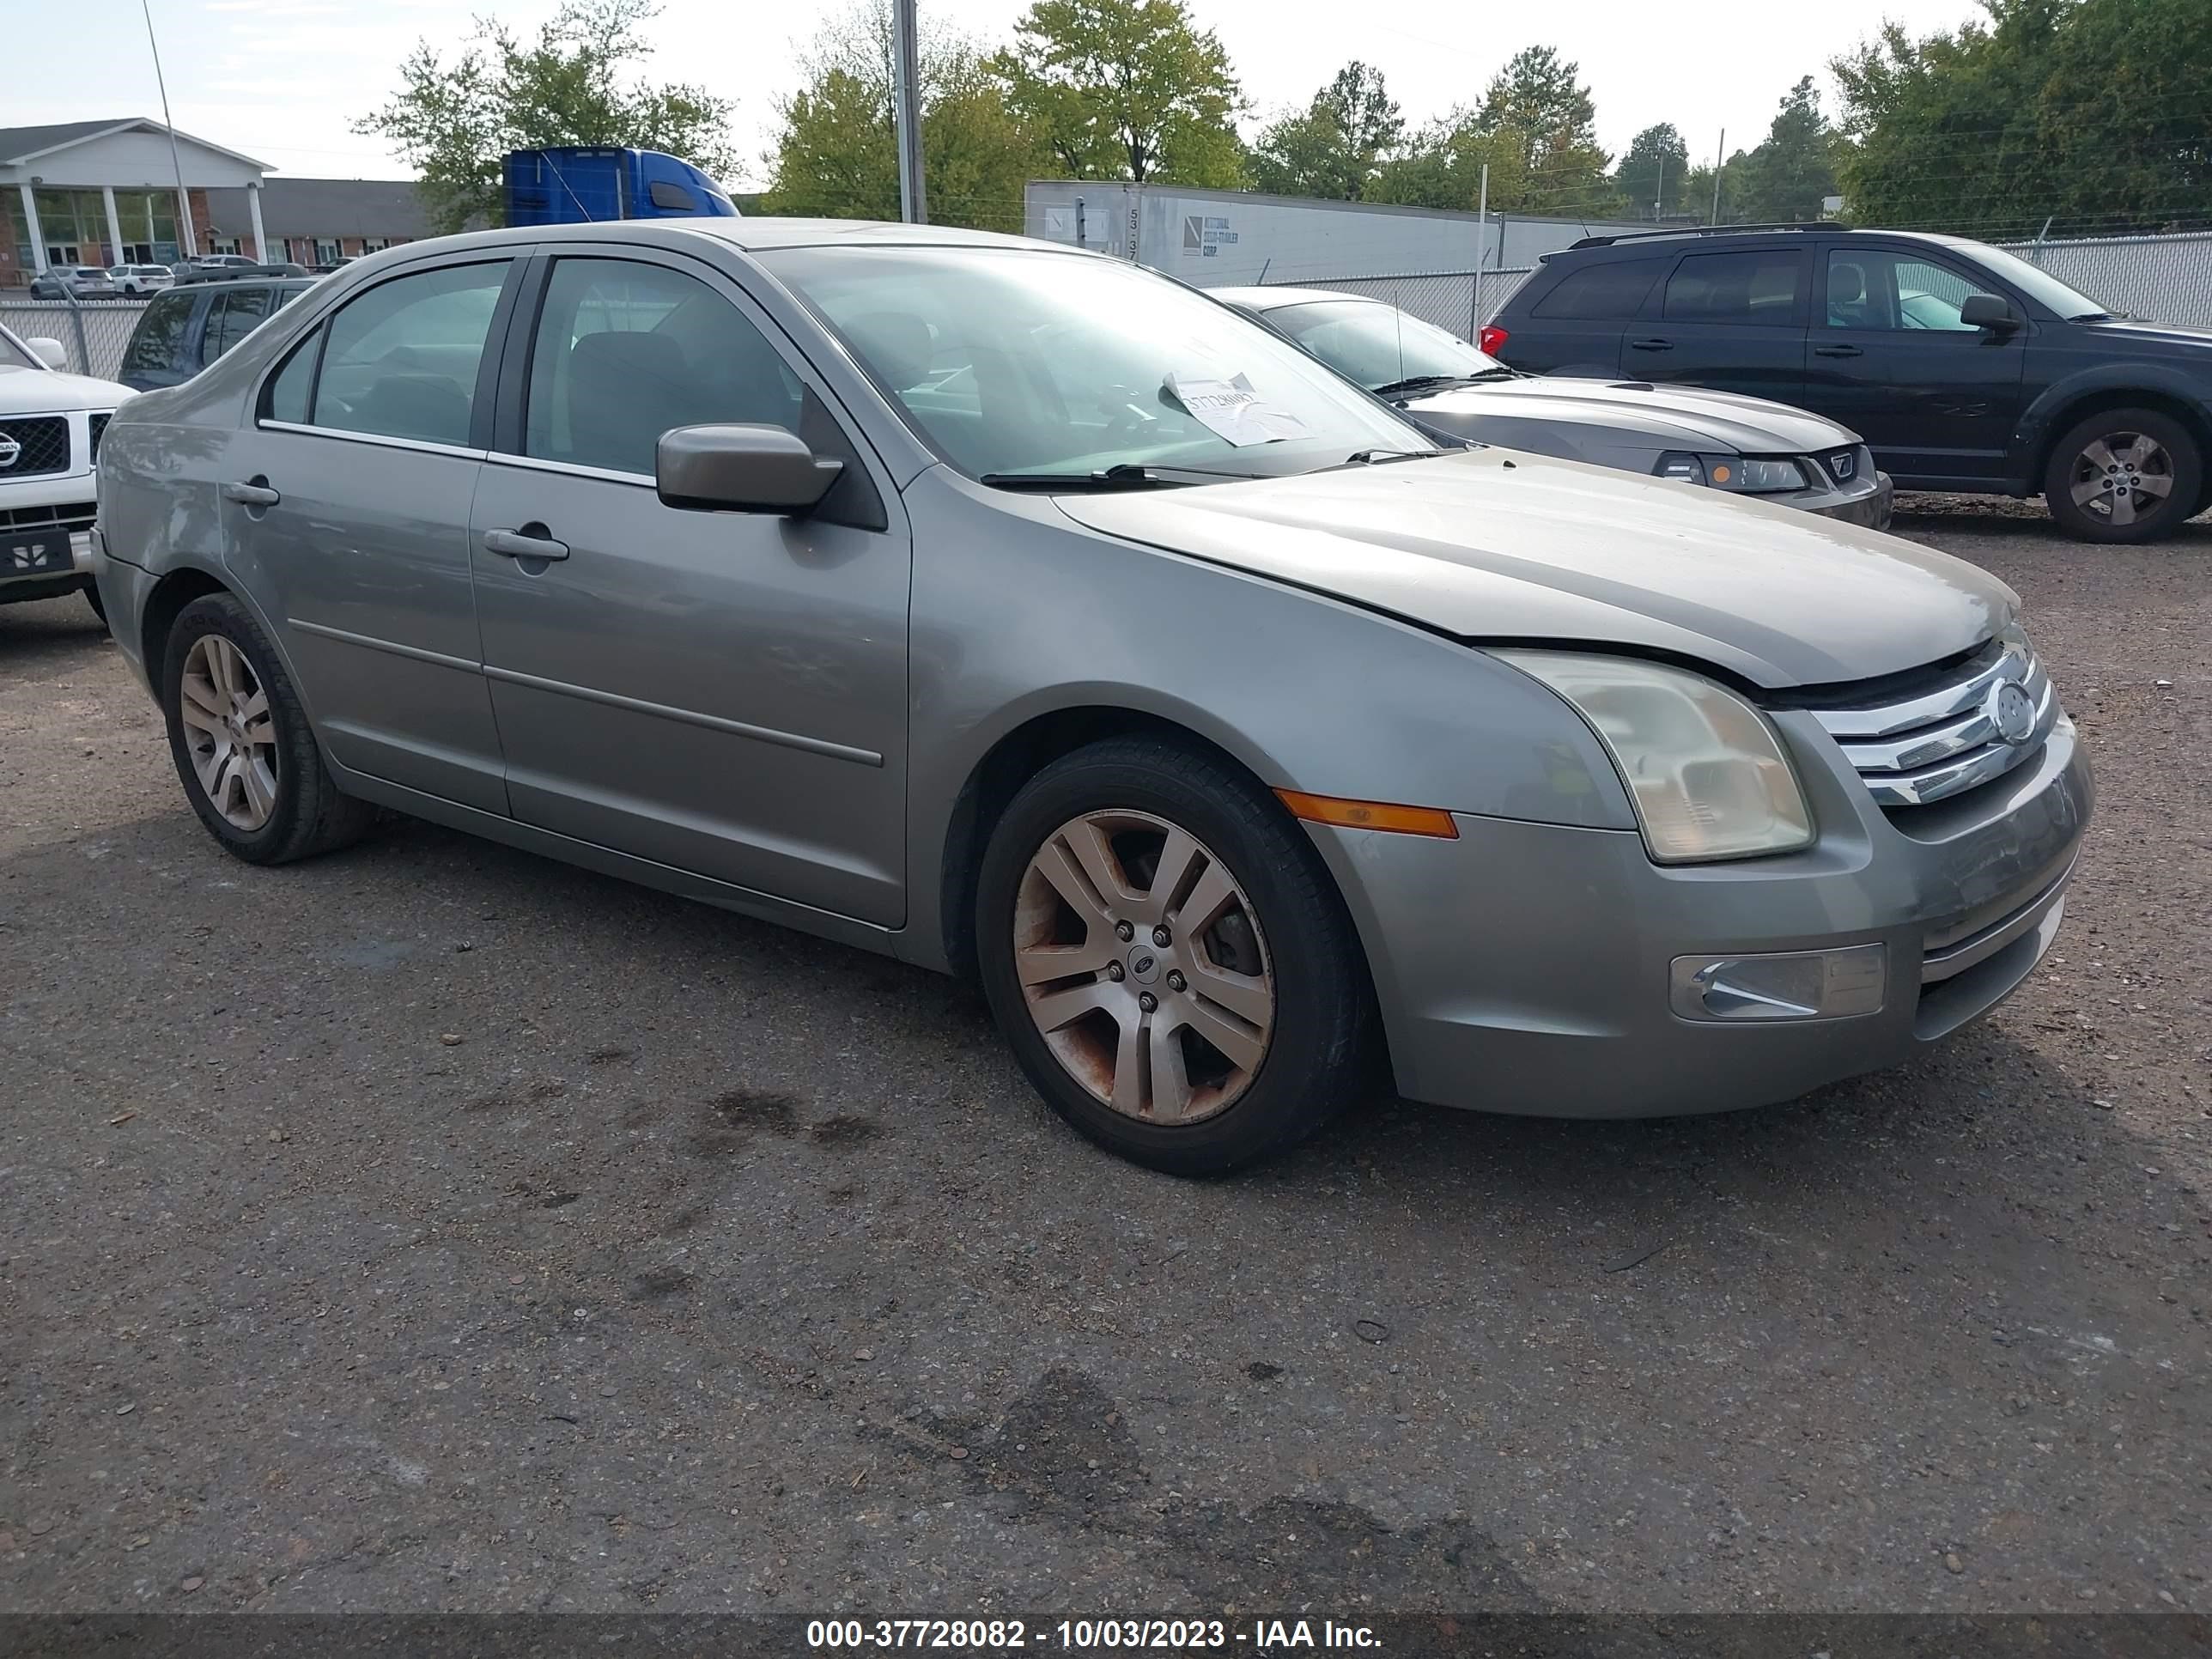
<box><xmin>1530</xmin><ymin>258</ymin><xmax>1669</xmax><ymax>320</ymax></box>
<box><xmin>311</xmin><ymin>262</ymin><xmax>510</xmax><ymax>447</ymax></box>
<box><xmin>1662</xmin><ymin>250</ymin><xmax>1808</xmax><ymax>324</ymax></box>
<box><xmin>206</xmin><ymin>288</ymin><xmax>276</xmax><ymax>361</ymax></box>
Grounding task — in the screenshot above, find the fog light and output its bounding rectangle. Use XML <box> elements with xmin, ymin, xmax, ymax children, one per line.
<box><xmin>1669</xmin><ymin>944</ymin><xmax>1886</xmax><ymax>1022</ymax></box>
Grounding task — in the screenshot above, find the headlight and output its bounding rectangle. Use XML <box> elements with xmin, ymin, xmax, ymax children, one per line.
<box><xmin>1496</xmin><ymin>653</ymin><xmax>1814</xmax><ymax>863</ymax></box>
<box><xmin>1654</xmin><ymin>452</ymin><xmax>1808</xmax><ymax>494</ymax></box>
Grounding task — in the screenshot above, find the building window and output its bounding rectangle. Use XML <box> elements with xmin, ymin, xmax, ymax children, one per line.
<box><xmin>313</xmin><ymin>238</ymin><xmax>341</xmax><ymax>267</ymax></box>
<box><xmin>210</xmin><ymin>236</ymin><xmax>242</xmax><ymax>255</ymax></box>
<box><xmin>362</xmin><ymin>238</ymin><xmax>390</xmax><ymax>253</ymax></box>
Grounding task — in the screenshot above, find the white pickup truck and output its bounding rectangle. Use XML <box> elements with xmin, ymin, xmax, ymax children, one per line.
<box><xmin>0</xmin><ymin>320</ymin><xmax>131</xmax><ymax>623</ymax></box>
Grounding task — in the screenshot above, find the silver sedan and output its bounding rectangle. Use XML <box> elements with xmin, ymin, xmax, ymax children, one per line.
<box><xmin>94</xmin><ymin>220</ymin><xmax>2090</xmax><ymax>1172</ymax></box>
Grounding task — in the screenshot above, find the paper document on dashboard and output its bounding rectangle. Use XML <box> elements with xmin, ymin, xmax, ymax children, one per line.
<box><xmin>1164</xmin><ymin>373</ymin><xmax>1312</xmax><ymax>445</ymax></box>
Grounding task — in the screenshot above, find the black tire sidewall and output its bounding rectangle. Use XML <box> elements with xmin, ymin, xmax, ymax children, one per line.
<box><xmin>2045</xmin><ymin>408</ymin><xmax>2202</xmax><ymax>543</ymax></box>
<box><xmin>161</xmin><ymin>594</ymin><xmax>324</xmax><ymax>863</ymax></box>
<box><xmin>975</xmin><ymin>739</ymin><xmax>1370</xmax><ymax>1175</ymax></box>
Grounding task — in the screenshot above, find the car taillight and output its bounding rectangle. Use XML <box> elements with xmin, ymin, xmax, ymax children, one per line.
<box><xmin>1478</xmin><ymin>325</ymin><xmax>1509</xmax><ymax>356</ymax></box>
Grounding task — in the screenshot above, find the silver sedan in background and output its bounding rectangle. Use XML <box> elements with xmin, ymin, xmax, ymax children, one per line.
<box><xmin>94</xmin><ymin>220</ymin><xmax>2087</xmax><ymax>1172</ymax></box>
<box><xmin>1217</xmin><ymin>284</ymin><xmax>1894</xmax><ymax>527</ymax></box>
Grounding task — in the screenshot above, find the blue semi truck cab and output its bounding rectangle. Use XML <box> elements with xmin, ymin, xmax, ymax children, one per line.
<box><xmin>503</xmin><ymin>147</ymin><xmax>739</xmax><ymax>226</ymax></box>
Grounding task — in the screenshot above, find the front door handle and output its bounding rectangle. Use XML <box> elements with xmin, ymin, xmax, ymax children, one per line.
<box><xmin>222</xmin><ymin>480</ymin><xmax>281</xmax><ymax>507</ymax></box>
<box><xmin>1814</xmin><ymin>343</ymin><xmax>1864</xmax><ymax>358</ymax></box>
<box><xmin>1628</xmin><ymin>337</ymin><xmax>1673</xmax><ymax>352</ymax></box>
<box><xmin>483</xmin><ymin>526</ymin><xmax>570</xmax><ymax>561</ymax></box>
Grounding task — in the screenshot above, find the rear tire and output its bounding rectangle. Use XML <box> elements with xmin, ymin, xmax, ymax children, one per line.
<box><xmin>161</xmin><ymin>592</ymin><xmax>374</xmax><ymax>865</ymax></box>
<box><xmin>975</xmin><ymin>737</ymin><xmax>1374</xmax><ymax>1175</ymax></box>
<box><xmin>82</xmin><ymin>582</ymin><xmax>106</xmax><ymax>625</ymax></box>
<box><xmin>2042</xmin><ymin>407</ymin><xmax>2201</xmax><ymax>544</ymax></box>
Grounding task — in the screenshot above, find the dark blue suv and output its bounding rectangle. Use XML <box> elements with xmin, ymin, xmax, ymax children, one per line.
<box><xmin>1485</xmin><ymin>226</ymin><xmax>2212</xmax><ymax>543</ymax></box>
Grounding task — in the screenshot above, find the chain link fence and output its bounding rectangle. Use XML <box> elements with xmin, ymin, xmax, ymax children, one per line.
<box><xmin>0</xmin><ymin>298</ymin><xmax>149</xmax><ymax>382</ymax></box>
<box><xmin>1995</xmin><ymin>231</ymin><xmax>2212</xmax><ymax>328</ymax></box>
<box><xmin>1255</xmin><ymin>230</ymin><xmax>2212</xmax><ymax>339</ymax></box>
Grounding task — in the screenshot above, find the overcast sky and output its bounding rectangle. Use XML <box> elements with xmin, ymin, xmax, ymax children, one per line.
<box><xmin>19</xmin><ymin>0</ymin><xmax>1990</xmax><ymax>194</ymax></box>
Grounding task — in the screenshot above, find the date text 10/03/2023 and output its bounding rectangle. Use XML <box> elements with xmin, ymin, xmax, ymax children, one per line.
<box><xmin>805</xmin><ymin>1618</ymin><xmax>1383</xmax><ymax>1650</ymax></box>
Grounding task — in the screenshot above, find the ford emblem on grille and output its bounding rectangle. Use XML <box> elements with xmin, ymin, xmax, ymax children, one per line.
<box><xmin>0</xmin><ymin>435</ymin><xmax>21</xmax><ymax>470</ymax></box>
<box><xmin>1991</xmin><ymin>679</ymin><xmax>2036</xmax><ymax>746</ymax></box>
<box><xmin>1830</xmin><ymin>450</ymin><xmax>1855</xmax><ymax>481</ymax></box>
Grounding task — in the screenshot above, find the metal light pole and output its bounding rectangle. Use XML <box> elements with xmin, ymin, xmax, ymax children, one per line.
<box><xmin>1709</xmin><ymin>129</ymin><xmax>1724</xmax><ymax>228</ymax></box>
<box><xmin>141</xmin><ymin>0</ymin><xmax>198</xmax><ymax>258</ymax></box>
<box><xmin>891</xmin><ymin>0</ymin><xmax>927</xmax><ymax>223</ymax></box>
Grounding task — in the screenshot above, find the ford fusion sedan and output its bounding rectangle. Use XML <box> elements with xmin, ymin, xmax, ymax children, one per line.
<box><xmin>1217</xmin><ymin>285</ymin><xmax>1893</xmax><ymax>529</ymax></box>
<box><xmin>94</xmin><ymin>220</ymin><xmax>2089</xmax><ymax>1173</ymax></box>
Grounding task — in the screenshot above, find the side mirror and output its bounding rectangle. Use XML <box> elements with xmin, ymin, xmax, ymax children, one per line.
<box><xmin>26</xmin><ymin>337</ymin><xmax>68</xmax><ymax>370</ymax></box>
<box><xmin>656</xmin><ymin>423</ymin><xmax>842</xmax><ymax>515</ymax></box>
<box><xmin>1959</xmin><ymin>295</ymin><xmax>2019</xmax><ymax>332</ymax></box>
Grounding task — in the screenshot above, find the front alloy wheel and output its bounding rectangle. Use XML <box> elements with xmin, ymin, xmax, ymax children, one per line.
<box><xmin>975</xmin><ymin>737</ymin><xmax>1374</xmax><ymax>1175</ymax></box>
<box><xmin>1015</xmin><ymin>810</ymin><xmax>1274</xmax><ymax>1125</ymax></box>
<box><xmin>2066</xmin><ymin>432</ymin><xmax>2174</xmax><ymax>531</ymax></box>
<box><xmin>2044</xmin><ymin>407</ymin><xmax>2202</xmax><ymax>544</ymax></box>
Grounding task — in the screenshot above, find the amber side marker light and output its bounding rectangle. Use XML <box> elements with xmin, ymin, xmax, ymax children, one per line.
<box><xmin>1276</xmin><ymin>790</ymin><xmax>1460</xmax><ymax>839</ymax></box>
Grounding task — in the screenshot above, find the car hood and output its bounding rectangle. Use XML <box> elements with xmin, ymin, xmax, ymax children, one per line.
<box><xmin>1405</xmin><ymin>375</ymin><xmax>1859</xmax><ymax>453</ymax></box>
<box><xmin>1054</xmin><ymin>448</ymin><xmax>2013</xmax><ymax>689</ymax></box>
<box><xmin>0</xmin><ymin>366</ymin><xmax>133</xmax><ymax>413</ymax></box>
<box><xmin>2075</xmin><ymin>317</ymin><xmax>2212</xmax><ymax>352</ymax></box>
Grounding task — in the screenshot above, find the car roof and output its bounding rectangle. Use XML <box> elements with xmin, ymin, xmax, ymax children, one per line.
<box><xmin>1553</xmin><ymin>225</ymin><xmax>1972</xmax><ymax>260</ymax></box>
<box><xmin>1206</xmin><ymin>285</ymin><xmax>1386</xmax><ymax>310</ymax></box>
<box><xmin>379</xmin><ymin>217</ymin><xmax>1085</xmax><ymax>260</ymax></box>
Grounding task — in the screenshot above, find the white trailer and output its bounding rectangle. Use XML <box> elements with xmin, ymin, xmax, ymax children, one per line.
<box><xmin>1024</xmin><ymin>181</ymin><xmax>1645</xmax><ymax>284</ymax></box>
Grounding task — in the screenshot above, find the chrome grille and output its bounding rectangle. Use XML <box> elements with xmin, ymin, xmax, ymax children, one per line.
<box><xmin>1807</xmin><ymin>635</ymin><xmax>2057</xmax><ymax>808</ymax></box>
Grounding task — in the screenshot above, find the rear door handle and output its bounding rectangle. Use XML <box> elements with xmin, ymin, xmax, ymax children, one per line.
<box><xmin>1814</xmin><ymin>344</ymin><xmax>1864</xmax><ymax>358</ymax></box>
<box><xmin>483</xmin><ymin>527</ymin><xmax>570</xmax><ymax>562</ymax></box>
<box><xmin>222</xmin><ymin>481</ymin><xmax>281</xmax><ymax>507</ymax></box>
<box><xmin>1628</xmin><ymin>337</ymin><xmax>1673</xmax><ymax>352</ymax></box>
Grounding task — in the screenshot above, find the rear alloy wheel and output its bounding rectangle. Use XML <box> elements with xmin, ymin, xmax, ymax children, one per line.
<box><xmin>161</xmin><ymin>592</ymin><xmax>374</xmax><ymax>865</ymax></box>
<box><xmin>976</xmin><ymin>738</ymin><xmax>1373</xmax><ymax>1175</ymax></box>
<box><xmin>2044</xmin><ymin>408</ymin><xmax>2201</xmax><ymax>544</ymax></box>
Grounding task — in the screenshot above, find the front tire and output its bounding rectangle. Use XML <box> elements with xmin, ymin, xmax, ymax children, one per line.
<box><xmin>975</xmin><ymin>737</ymin><xmax>1374</xmax><ymax>1175</ymax></box>
<box><xmin>2043</xmin><ymin>407</ymin><xmax>2201</xmax><ymax>544</ymax></box>
<box><xmin>161</xmin><ymin>592</ymin><xmax>373</xmax><ymax>865</ymax></box>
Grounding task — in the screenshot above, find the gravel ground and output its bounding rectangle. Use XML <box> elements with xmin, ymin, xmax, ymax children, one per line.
<box><xmin>2</xmin><ymin>500</ymin><xmax>2206</xmax><ymax>1624</ymax></box>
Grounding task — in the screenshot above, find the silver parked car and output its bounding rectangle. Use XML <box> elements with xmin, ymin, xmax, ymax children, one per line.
<box><xmin>1216</xmin><ymin>285</ymin><xmax>1894</xmax><ymax>527</ymax></box>
<box><xmin>94</xmin><ymin>220</ymin><xmax>2091</xmax><ymax>1173</ymax></box>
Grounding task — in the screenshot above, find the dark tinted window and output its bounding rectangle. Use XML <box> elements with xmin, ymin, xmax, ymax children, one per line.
<box><xmin>206</xmin><ymin>288</ymin><xmax>274</xmax><ymax>360</ymax></box>
<box><xmin>524</xmin><ymin>257</ymin><xmax>802</xmax><ymax>476</ymax></box>
<box><xmin>1529</xmin><ymin>258</ymin><xmax>1668</xmax><ymax>320</ymax></box>
<box><xmin>262</xmin><ymin>329</ymin><xmax>319</xmax><ymax>423</ymax></box>
<box><xmin>647</xmin><ymin>179</ymin><xmax>696</xmax><ymax>211</ymax></box>
<box><xmin>1663</xmin><ymin>251</ymin><xmax>1805</xmax><ymax>323</ymax></box>
<box><xmin>312</xmin><ymin>262</ymin><xmax>508</xmax><ymax>447</ymax></box>
<box><xmin>121</xmin><ymin>291</ymin><xmax>196</xmax><ymax>374</ymax></box>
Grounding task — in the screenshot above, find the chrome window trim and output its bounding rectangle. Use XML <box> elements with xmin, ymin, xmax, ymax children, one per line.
<box><xmin>253</xmin><ymin>419</ymin><xmax>489</xmax><ymax>463</ymax></box>
<box><xmin>483</xmin><ymin>451</ymin><xmax>653</xmax><ymax>489</ymax></box>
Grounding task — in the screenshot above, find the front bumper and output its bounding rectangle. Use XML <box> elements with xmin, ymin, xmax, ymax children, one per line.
<box><xmin>1808</xmin><ymin>470</ymin><xmax>1895</xmax><ymax>531</ymax></box>
<box><xmin>1316</xmin><ymin>709</ymin><xmax>2091</xmax><ymax>1117</ymax></box>
<box><xmin>1</xmin><ymin>485</ymin><xmax>98</xmax><ymax>595</ymax></box>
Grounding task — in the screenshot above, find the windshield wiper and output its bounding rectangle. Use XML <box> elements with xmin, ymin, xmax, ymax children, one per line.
<box><xmin>1371</xmin><ymin>369</ymin><xmax>1513</xmax><ymax>398</ymax></box>
<box><xmin>979</xmin><ymin>462</ymin><xmax>1263</xmax><ymax>492</ymax></box>
<box><xmin>1334</xmin><ymin>448</ymin><xmax>1449</xmax><ymax>468</ymax></box>
<box><xmin>2069</xmin><ymin>310</ymin><xmax>2115</xmax><ymax>322</ymax></box>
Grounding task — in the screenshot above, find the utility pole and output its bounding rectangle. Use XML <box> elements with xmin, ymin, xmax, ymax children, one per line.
<box><xmin>1472</xmin><ymin>162</ymin><xmax>1489</xmax><ymax>337</ymax></box>
<box><xmin>142</xmin><ymin>0</ymin><xmax>198</xmax><ymax>258</ymax></box>
<box><xmin>1709</xmin><ymin>129</ymin><xmax>1724</xmax><ymax>227</ymax></box>
<box><xmin>891</xmin><ymin>0</ymin><xmax>927</xmax><ymax>223</ymax></box>
<box><xmin>1654</xmin><ymin>152</ymin><xmax>1665</xmax><ymax>221</ymax></box>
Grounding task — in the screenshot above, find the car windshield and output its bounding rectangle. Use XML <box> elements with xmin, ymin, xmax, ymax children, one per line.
<box><xmin>1261</xmin><ymin>299</ymin><xmax>1504</xmax><ymax>391</ymax></box>
<box><xmin>0</xmin><ymin>324</ymin><xmax>43</xmax><ymax>371</ymax></box>
<box><xmin>759</xmin><ymin>246</ymin><xmax>1437</xmax><ymax>482</ymax></box>
<box><xmin>1958</xmin><ymin>241</ymin><xmax>2112</xmax><ymax>319</ymax></box>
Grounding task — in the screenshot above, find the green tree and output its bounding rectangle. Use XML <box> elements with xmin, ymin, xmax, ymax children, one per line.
<box><xmin>993</xmin><ymin>0</ymin><xmax>1247</xmax><ymax>186</ymax></box>
<box><xmin>356</xmin><ymin>0</ymin><xmax>735</xmax><ymax>233</ymax></box>
<box><xmin>1613</xmin><ymin>123</ymin><xmax>1689</xmax><ymax>220</ymax></box>
<box><xmin>1249</xmin><ymin>61</ymin><xmax>1404</xmax><ymax>200</ymax></box>
<box><xmin>1472</xmin><ymin>46</ymin><xmax>1615</xmax><ymax>214</ymax></box>
<box><xmin>762</xmin><ymin>0</ymin><xmax>1050</xmax><ymax>232</ymax></box>
<box><xmin>1730</xmin><ymin>76</ymin><xmax>1838</xmax><ymax>222</ymax></box>
<box><xmin>1366</xmin><ymin>112</ymin><xmax>1527</xmax><ymax>211</ymax></box>
<box><xmin>1832</xmin><ymin>0</ymin><xmax>2212</xmax><ymax>236</ymax></box>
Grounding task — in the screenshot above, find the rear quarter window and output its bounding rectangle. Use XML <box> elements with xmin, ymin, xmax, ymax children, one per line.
<box><xmin>121</xmin><ymin>291</ymin><xmax>197</xmax><ymax>375</ymax></box>
<box><xmin>1528</xmin><ymin>258</ymin><xmax>1669</xmax><ymax>320</ymax></box>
